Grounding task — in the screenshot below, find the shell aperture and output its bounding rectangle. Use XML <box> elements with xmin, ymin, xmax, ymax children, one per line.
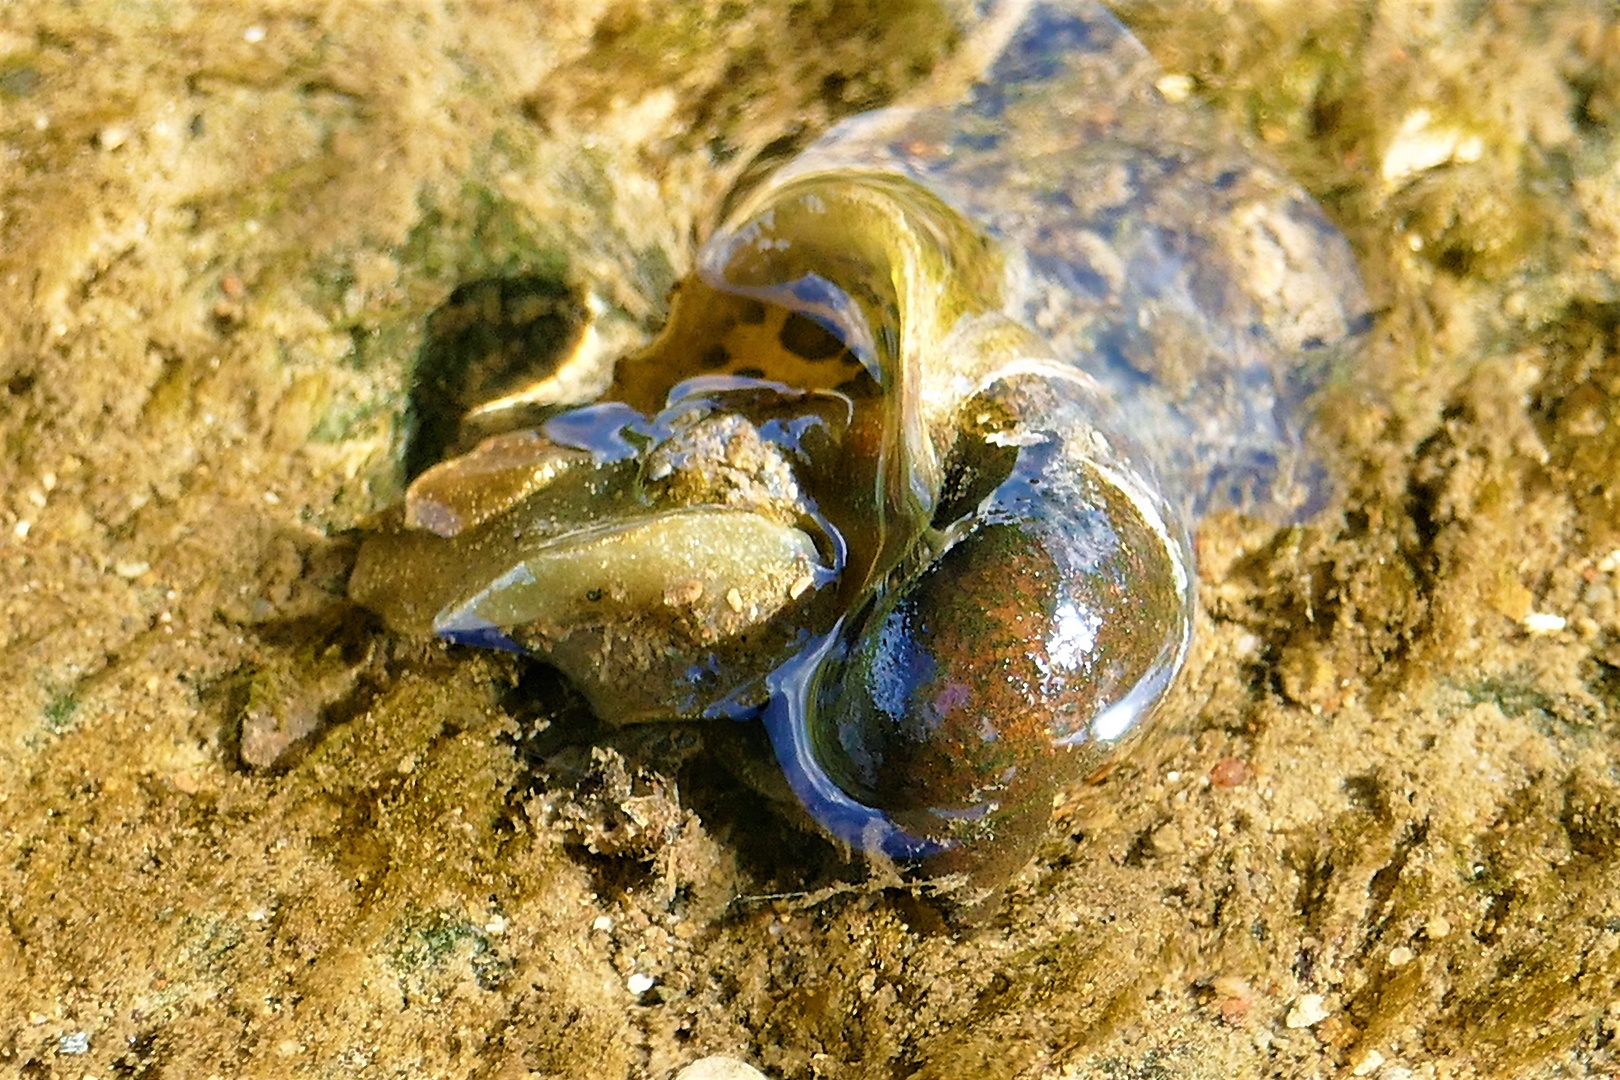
<box><xmin>350</xmin><ymin>0</ymin><xmax>1366</xmax><ymax>892</ymax></box>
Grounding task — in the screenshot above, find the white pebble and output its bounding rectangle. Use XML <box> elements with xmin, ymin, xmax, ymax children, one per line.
<box><xmin>1285</xmin><ymin>993</ymin><xmax>1329</xmax><ymax>1028</ymax></box>
<box><xmin>1522</xmin><ymin>611</ymin><xmax>1566</xmax><ymax>634</ymax></box>
<box><xmin>674</xmin><ymin>1057</ymin><xmax>769</xmax><ymax>1080</ymax></box>
<box><xmin>1154</xmin><ymin>73</ymin><xmax>1194</xmax><ymax>103</ymax></box>
<box><xmin>1381</xmin><ymin>109</ymin><xmax>1483</xmax><ymax>185</ymax></box>
<box><xmin>592</xmin><ymin>915</ymin><xmax>614</xmax><ymax>932</ymax></box>
<box><xmin>1352</xmin><ymin>1049</ymin><xmax>1386</xmax><ymax>1076</ymax></box>
<box><xmin>626</xmin><ymin>972</ymin><xmax>656</xmax><ymax>995</ymax></box>
<box><xmin>1387</xmin><ymin>945</ymin><xmax>1415</xmax><ymax>967</ymax></box>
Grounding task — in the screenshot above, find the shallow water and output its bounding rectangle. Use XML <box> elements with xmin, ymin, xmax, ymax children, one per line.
<box><xmin>0</xmin><ymin>1</ymin><xmax>1618</xmax><ymax>1077</ymax></box>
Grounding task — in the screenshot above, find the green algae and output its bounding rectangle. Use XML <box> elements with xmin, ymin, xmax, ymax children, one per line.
<box><xmin>397</xmin><ymin>180</ymin><xmax>571</xmax><ymax>290</ymax></box>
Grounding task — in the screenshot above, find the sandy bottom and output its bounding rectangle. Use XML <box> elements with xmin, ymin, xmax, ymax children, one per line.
<box><xmin>2</xmin><ymin>1</ymin><xmax>1619</xmax><ymax>1077</ymax></box>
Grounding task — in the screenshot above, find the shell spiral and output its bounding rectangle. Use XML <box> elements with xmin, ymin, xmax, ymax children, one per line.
<box><xmin>695</xmin><ymin>0</ymin><xmax>1365</xmax><ymax>884</ymax></box>
<box><xmin>350</xmin><ymin>0</ymin><xmax>1367</xmax><ymax>895</ymax></box>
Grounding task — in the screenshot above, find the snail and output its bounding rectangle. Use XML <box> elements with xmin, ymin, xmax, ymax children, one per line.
<box><xmin>350</xmin><ymin>0</ymin><xmax>1366</xmax><ymax>898</ymax></box>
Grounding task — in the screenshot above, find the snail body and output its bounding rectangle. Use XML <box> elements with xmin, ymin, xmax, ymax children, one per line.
<box><xmin>351</xmin><ymin>0</ymin><xmax>1366</xmax><ymax>893</ymax></box>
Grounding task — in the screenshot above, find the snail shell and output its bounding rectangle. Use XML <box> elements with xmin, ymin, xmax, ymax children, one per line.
<box><xmin>350</xmin><ymin>0</ymin><xmax>1366</xmax><ymax>894</ymax></box>
<box><xmin>693</xmin><ymin>0</ymin><xmax>1365</xmax><ymax>887</ymax></box>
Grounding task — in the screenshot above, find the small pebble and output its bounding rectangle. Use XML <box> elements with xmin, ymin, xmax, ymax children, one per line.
<box><xmin>58</xmin><ymin>1032</ymin><xmax>90</xmax><ymax>1055</ymax></box>
<box><xmin>664</xmin><ymin>578</ymin><xmax>704</xmax><ymax>607</ymax></box>
<box><xmin>626</xmin><ymin>972</ymin><xmax>656</xmax><ymax>995</ymax></box>
<box><xmin>1209</xmin><ymin>756</ymin><xmax>1250</xmax><ymax>788</ymax></box>
<box><xmin>1387</xmin><ymin>945</ymin><xmax>1415</xmax><ymax>967</ymax></box>
<box><xmin>1352</xmin><ymin>1049</ymin><xmax>1386</xmax><ymax>1076</ymax></box>
<box><xmin>1154</xmin><ymin>73</ymin><xmax>1194</xmax><ymax>103</ymax></box>
<box><xmin>1213</xmin><ymin>975</ymin><xmax>1255</xmax><ymax>1027</ymax></box>
<box><xmin>1285</xmin><ymin>993</ymin><xmax>1329</xmax><ymax>1028</ymax></box>
<box><xmin>1522</xmin><ymin>611</ymin><xmax>1566</xmax><ymax>634</ymax></box>
<box><xmin>1425</xmin><ymin>915</ymin><xmax>1452</xmax><ymax>939</ymax></box>
<box><xmin>674</xmin><ymin>1057</ymin><xmax>769</xmax><ymax>1080</ymax></box>
<box><xmin>1381</xmin><ymin>108</ymin><xmax>1483</xmax><ymax>185</ymax></box>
